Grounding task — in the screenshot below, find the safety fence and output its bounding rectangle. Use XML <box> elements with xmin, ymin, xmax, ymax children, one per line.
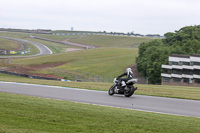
<box><xmin>0</xmin><ymin>69</ymin><xmax>147</xmax><ymax>84</ymax></box>
<box><xmin>0</xmin><ymin>70</ymin><xmax>61</xmax><ymax>81</ymax></box>
<box><xmin>49</xmin><ymin>69</ymin><xmax>115</xmax><ymax>83</ymax></box>
<box><xmin>50</xmin><ymin>69</ymin><xmax>147</xmax><ymax>84</ymax></box>
<box><xmin>0</xmin><ymin>69</ymin><xmax>115</xmax><ymax>82</ymax></box>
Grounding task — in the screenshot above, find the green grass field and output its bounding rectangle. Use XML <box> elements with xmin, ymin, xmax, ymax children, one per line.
<box><xmin>0</xmin><ymin>31</ymin><xmax>151</xmax><ymax>80</ymax></box>
<box><xmin>0</xmin><ymin>38</ymin><xmax>20</xmax><ymax>50</ymax></box>
<box><xmin>1</xmin><ymin>31</ymin><xmax>200</xmax><ymax>133</ymax></box>
<box><xmin>36</xmin><ymin>34</ymin><xmax>155</xmax><ymax>48</ymax></box>
<box><xmin>0</xmin><ymin>31</ymin><xmax>31</xmax><ymax>40</ymax></box>
<box><xmin>31</xmin><ymin>33</ymin><xmax>78</xmax><ymax>41</ymax></box>
<box><xmin>0</xmin><ymin>92</ymin><xmax>199</xmax><ymax>133</ymax></box>
<box><xmin>0</xmin><ymin>31</ymin><xmax>154</xmax><ymax>48</ymax></box>
<box><xmin>69</xmin><ymin>35</ymin><xmax>154</xmax><ymax>47</ymax></box>
<box><xmin>11</xmin><ymin>47</ymin><xmax>138</xmax><ymax>78</ymax></box>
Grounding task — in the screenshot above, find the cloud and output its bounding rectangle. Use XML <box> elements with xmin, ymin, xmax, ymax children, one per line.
<box><xmin>0</xmin><ymin>0</ymin><xmax>200</xmax><ymax>35</ymax></box>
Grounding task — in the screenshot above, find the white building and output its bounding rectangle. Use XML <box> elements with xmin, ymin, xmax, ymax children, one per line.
<box><xmin>161</xmin><ymin>54</ymin><xmax>200</xmax><ymax>87</ymax></box>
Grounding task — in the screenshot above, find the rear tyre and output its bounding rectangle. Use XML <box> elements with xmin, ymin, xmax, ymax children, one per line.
<box><xmin>124</xmin><ymin>86</ymin><xmax>135</xmax><ymax>97</ymax></box>
<box><xmin>108</xmin><ymin>85</ymin><xmax>115</xmax><ymax>95</ymax></box>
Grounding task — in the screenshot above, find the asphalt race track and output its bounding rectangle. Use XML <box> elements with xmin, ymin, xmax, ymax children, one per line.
<box><xmin>0</xmin><ymin>36</ymin><xmax>52</xmax><ymax>58</ymax></box>
<box><xmin>0</xmin><ymin>81</ymin><xmax>200</xmax><ymax>118</ymax></box>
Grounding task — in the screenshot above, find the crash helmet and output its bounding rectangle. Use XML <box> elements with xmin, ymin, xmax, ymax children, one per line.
<box><xmin>126</xmin><ymin>68</ymin><xmax>132</xmax><ymax>74</ymax></box>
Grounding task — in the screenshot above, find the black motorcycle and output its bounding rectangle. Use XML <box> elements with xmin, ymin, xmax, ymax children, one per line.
<box><xmin>108</xmin><ymin>78</ymin><xmax>138</xmax><ymax>97</ymax></box>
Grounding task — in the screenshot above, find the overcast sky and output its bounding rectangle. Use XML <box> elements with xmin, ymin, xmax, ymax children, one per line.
<box><xmin>0</xmin><ymin>0</ymin><xmax>200</xmax><ymax>35</ymax></box>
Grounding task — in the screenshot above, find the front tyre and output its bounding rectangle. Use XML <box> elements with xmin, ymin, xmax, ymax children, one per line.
<box><xmin>108</xmin><ymin>85</ymin><xmax>115</xmax><ymax>95</ymax></box>
<box><xmin>124</xmin><ymin>86</ymin><xmax>135</xmax><ymax>97</ymax></box>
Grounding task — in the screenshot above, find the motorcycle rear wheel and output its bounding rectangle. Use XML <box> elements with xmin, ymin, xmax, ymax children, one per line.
<box><xmin>124</xmin><ymin>86</ymin><xmax>135</xmax><ymax>97</ymax></box>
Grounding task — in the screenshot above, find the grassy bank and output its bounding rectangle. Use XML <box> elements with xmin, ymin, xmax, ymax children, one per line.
<box><xmin>0</xmin><ymin>92</ymin><xmax>199</xmax><ymax>133</ymax></box>
<box><xmin>69</xmin><ymin>35</ymin><xmax>154</xmax><ymax>47</ymax></box>
<box><xmin>0</xmin><ymin>41</ymin><xmax>40</xmax><ymax>58</ymax></box>
<box><xmin>0</xmin><ymin>73</ymin><xmax>200</xmax><ymax>100</ymax></box>
<box><xmin>0</xmin><ymin>38</ymin><xmax>20</xmax><ymax>50</ymax></box>
<box><xmin>0</xmin><ymin>38</ymin><xmax>40</xmax><ymax>57</ymax></box>
<box><xmin>11</xmin><ymin>47</ymin><xmax>138</xmax><ymax>78</ymax></box>
<box><xmin>37</xmin><ymin>34</ymin><xmax>154</xmax><ymax>48</ymax></box>
<box><xmin>0</xmin><ymin>31</ymin><xmax>154</xmax><ymax>48</ymax></box>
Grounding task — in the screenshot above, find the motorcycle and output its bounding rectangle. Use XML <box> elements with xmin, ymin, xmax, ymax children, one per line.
<box><xmin>108</xmin><ymin>78</ymin><xmax>138</xmax><ymax>97</ymax></box>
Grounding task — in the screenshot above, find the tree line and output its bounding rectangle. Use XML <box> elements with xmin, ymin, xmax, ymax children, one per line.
<box><xmin>136</xmin><ymin>25</ymin><xmax>200</xmax><ymax>84</ymax></box>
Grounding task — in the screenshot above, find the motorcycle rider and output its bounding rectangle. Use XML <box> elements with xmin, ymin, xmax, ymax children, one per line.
<box><xmin>117</xmin><ymin>68</ymin><xmax>134</xmax><ymax>88</ymax></box>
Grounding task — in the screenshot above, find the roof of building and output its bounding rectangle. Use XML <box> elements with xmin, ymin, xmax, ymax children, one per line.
<box><xmin>191</xmin><ymin>54</ymin><xmax>200</xmax><ymax>57</ymax></box>
<box><xmin>170</xmin><ymin>54</ymin><xmax>200</xmax><ymax>58</ymax></box>
<box><xmin>170</xmin><ymin>54</ymin><xmax>190</xmax><ymax>58</ymax></box>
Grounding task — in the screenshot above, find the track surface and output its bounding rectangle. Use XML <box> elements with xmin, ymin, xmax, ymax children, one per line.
<box><xmin>0</xmin><ymin>81</ymin><xmax>200</xmax><ymax>118</ymax></box>
<box><xmin>0</xmin><ymin>36</ymin><xmax>52</xmax><ymax>58</ymax></box>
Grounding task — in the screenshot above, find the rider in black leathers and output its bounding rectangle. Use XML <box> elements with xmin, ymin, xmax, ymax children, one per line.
<box><xmin>117</xmin><ymin>68</ymin><xmax>134</xmax><ymax>87</ymax></box>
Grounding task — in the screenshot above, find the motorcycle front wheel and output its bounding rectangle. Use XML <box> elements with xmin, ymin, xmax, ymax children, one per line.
<box><xmin>108</xmin><ymin>85</ymin><xmax>115</xmax><ymax>95</ymax></box>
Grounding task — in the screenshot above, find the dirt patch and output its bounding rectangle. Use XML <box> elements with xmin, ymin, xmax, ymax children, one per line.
<box><xmin>65</xmin><ymin>48</ymin><xmax>82</xmax><ymax>52</ymax></box>
<box><xmin>31</xmin><ymin>62</ymin><xmax>66</xmax><ymax>69</ymax></box>
<box><xmin>3</xmin><ymin>62</ymin><xmax>67</xmax><ymax>79</ymax></box>
<box><xmin>61</xmin><ymin>38</ymin><xmax>95</xmax><ymax>49</ymax></box>
<box><xmin>61</xmin><ymin>39</ymin><xmax>70</xmax><ymax>43</ymax></box>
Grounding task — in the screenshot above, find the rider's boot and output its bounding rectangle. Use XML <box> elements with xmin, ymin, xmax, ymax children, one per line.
<box><xmin>121</xmin><ymin>81</ymin><xmax>126</xmax><ymax>87</ymax></box>
<box><xmin>120</xmin><ymin>81</ymin><xmax>126</xmax><ymax>90</ymax></box>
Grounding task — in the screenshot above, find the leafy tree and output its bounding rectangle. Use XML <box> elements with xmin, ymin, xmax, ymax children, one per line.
<box><xmin>136</xmin><ymin>25</ymin><xmax>200</xmax><ymax>84</ymax></box>
<box><xmin>197</xmin><ymin>49</ymin><xmax>200</xmax><ymax>54</ymax></box>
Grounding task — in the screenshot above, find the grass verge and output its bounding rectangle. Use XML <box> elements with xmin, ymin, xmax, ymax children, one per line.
<box><xmin>0</xmin><ymin>92</ymin><xmax>199</xmax><ymax>133</ymax></box>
